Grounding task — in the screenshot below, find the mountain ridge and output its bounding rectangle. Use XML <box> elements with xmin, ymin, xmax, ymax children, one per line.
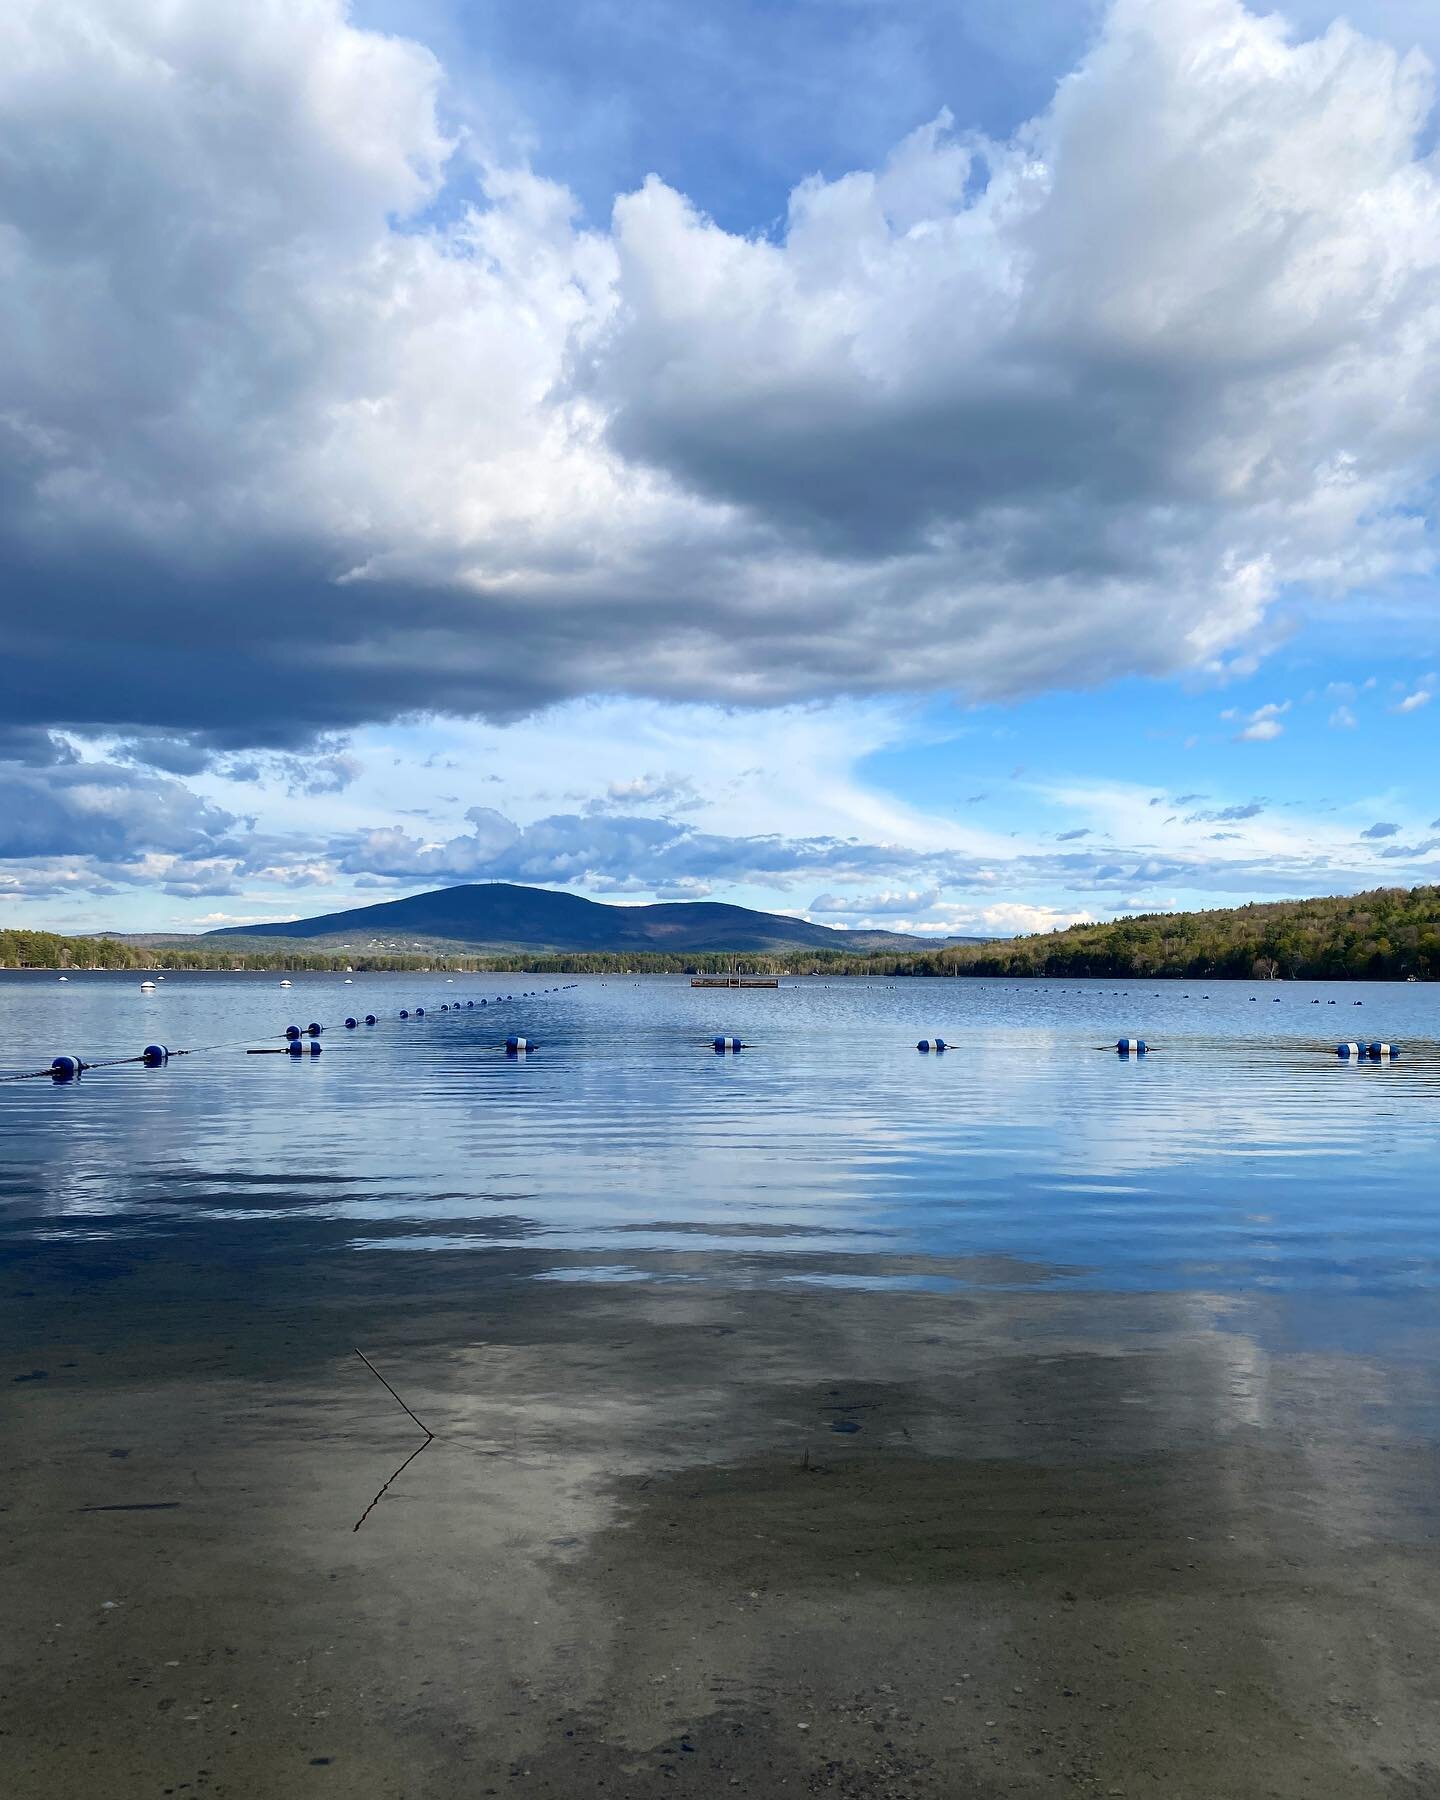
<box><xmin>202</xmin><ymin>881</ymin><xmax>981</xmax><ymax>954</ymax></box>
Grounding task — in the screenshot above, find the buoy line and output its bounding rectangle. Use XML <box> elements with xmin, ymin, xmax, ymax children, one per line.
<box><xmin>1</xmin><ymin>984</ymin><xmax>580</xmax><ymax>1082</ymax></box>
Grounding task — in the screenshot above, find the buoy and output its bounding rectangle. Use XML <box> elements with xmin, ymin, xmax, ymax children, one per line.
<box><xmin>364</xmin><ymin>1015</ymin><xmax>376</xmax><ymax>1026</ymax></box>
<box><xmin>713</xmin><ymin>1036</ymin><xmax>743</xmax><ymax>1052</ymax></box>
<box><xmin>1116</xmin><ymin>1038</ymin><xmax>1147</xmax><ymax>1055</ymax></box>
<box><xmin>310</xmin><ymin>1041</ymin><xmax>322</xmax><ymax>1056</ymax></box>
<box><xmin>287</xmin><ymin>1041</ymin><xmax>304</xmax><ymax>1056</ymax></box>
<box><xmin>505</xmin><ymin>1035</ymin><xmax>530</xmax><ymax>1054</ymax></box>
<box><xmin>399</xmin><ymin>1010</ymin><xmax>409</xmax><ymax>1019</ymax></box>
<box><xmin>415</xmin><ymin>1007</ymin><xmax>425</xmax><ymax>1017</ymax></box>
<box><xmin>280</xmin><ymin>980</ymin><xmax>292</xmax><ymax>988</ymax></box>
<box><xmin>1336</xmin><ymin>1042</ymin><xmax>1360</xmax><ymax>1058</ymax></box>
<box><xmin>142</xmin><ymin>1044</ymin><xmax>169</xmax><ymax>1066</ymax></box>
<box><xmin>344</xmin><ymin>1017</ymin><xmax>358</xmax><ymax>1029</ymax></box>
<box><xmin>306</xmin><ymin>1022</ymin><xmax>322</xmax><ymax>1036</ymax></box>
<box><xmin>140</xmin><ymin>980</ymin><xmax>156</xmax><ymax>991</ymax></box>
<box><xmin>480</xmin><ymin>999</ymin><xmax>487</xmax><ymax>1006</ymax></box>
<box><xmin>284</xmin><ymin>1025</ymin><xmax>301</xmax><ymax>1040</ymax></box>
<box><xmin>466</xmin><ymin>1001</ymin><xmax>474</xmax><ymax>1008</ymax></box>
<box><xmin>916</xmin><ymin>1038</ymin><xmax>947</xmax><ymax>1053</ymax></box>
<box><xmin>50</xmin><ymin>1055</ymin><xmax>83</xmax><ymax>1080</ymax></box>
<box><xmin>440</xmin><ymin>1004</ymin><xmax>448</xmax><ymax>1011</ymax></box>
<box><xmin>1368</xmin><ymin>1042</ymin><xmax>1397</xmax><ymax>1060</ymax></box>
<box><xmin>58</xmin><ymin>975</ymin><xmax>67</xmax><ymax>982</ymax></box>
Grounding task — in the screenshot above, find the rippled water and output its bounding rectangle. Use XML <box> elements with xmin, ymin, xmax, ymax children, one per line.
<box><xmin>9</xmin><ymin>968</ymin><xmax>1440</xmax><ymax>1799</ymax></box>
<box><xmin>3</xmin><ymin>970</ymin><xmax>1438</xmax><ymax>1310</ymax></box>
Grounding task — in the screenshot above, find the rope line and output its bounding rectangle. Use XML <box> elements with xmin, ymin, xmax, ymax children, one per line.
<box><xmin>0</xmin><ymin>985</ymin><xmax>577</xmax><ymax>1084</ymax></box>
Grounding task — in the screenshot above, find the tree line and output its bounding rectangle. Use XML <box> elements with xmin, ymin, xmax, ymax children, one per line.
<box><xmin>4</xmin><ymin>884</ymin><xmax>1439</xmax><ymax>979</ymax></box>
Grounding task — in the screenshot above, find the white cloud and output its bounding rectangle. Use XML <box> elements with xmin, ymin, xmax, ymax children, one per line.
<box><xmin>1329</xmin><ymin>704</ymin><xmax>1358</xmax><ymax>728</ymax></box>
<box><xmin>1394</xmin><ymin>688</ymin><xmax>1433</xmax><ymax>712</ymax></box>
<box><xmin>0</xmin><ymin>0</ymin><xmax>1439</xmax><ymax>743</ymax></box>
<box><xmin>810</xmin><ymin>888</ymin><xmax>943</xmax><ymax>917</ymax></box>
<box><xmin>1231</xmin><ymin>700</ymin><xmax>1290</xmax><ymax>741</ymax></box>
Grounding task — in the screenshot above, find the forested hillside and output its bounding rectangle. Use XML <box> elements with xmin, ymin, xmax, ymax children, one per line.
<box><xmin>4</xmin><ymin>885</ymin><xmax>1439</xmax><ymax>978</ymax></box>
<box><xmin>888</xmin><ymin>886</ymin><xmax>1440</xmax><ymax>980</ymax></box>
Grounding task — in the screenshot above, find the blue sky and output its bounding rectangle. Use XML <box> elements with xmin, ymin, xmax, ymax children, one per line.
<box><xmin>1</xmin><ymin>0</ymin><xmax>1438</xmax><ymax>939</ymax></box>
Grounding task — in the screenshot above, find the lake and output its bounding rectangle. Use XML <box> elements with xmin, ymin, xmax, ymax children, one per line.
<box><xmin>5</xmin><ymin>972</ymin><xmax>1440</xmax><ymax>1797</ymax></box>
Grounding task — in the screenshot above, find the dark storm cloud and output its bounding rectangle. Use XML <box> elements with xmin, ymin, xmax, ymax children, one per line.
<box><xmin>0</xmin><ymin>728</ymin><xmax>78</xmax><ymax>767</ymax></box>
<box><xmin>0</xmin><ymin>0</ymin><xmax>1437</xmax><ymax>749</ymax></box>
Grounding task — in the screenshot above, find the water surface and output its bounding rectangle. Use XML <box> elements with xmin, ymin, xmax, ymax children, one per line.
<box><xmin>5</xmin><ymin>972</ymin><xmax>1440</xmax><ymax>1797</ymax></box>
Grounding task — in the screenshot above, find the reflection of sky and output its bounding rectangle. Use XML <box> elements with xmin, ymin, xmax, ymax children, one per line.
<box><xmin>3</xmin><ymin>973</ymin><xmax>1440</xmax><ymax>1313</ymax></box>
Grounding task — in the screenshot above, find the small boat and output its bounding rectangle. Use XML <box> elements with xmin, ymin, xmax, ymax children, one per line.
<box><xmin>691</xmin><ymin>975</ymin><xmax>780</xmax><ymax>988</ymax></box>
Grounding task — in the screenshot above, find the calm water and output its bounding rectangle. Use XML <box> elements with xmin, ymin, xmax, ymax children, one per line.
<box><xmin>9</xmin><ymin>970</ymin><xmax>1440</xmax><ymax>1799</ymax></box>
<box><xmin>3</xmin><ymin>970</ymin><xmax>1438</xmax><ymax>1311</ymax></box>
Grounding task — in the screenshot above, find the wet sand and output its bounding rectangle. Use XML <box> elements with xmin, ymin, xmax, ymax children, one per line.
<box><xmin>5</xmin><ymin>1244</ymin><xmax>1440</xmax><ymax>1797</ymax></box>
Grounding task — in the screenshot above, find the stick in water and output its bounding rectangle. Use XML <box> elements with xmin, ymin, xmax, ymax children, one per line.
<box><xmin>354</xmin><ymin>1348</ymin><xmax>435</xmax><ymax>1440</ymax></box>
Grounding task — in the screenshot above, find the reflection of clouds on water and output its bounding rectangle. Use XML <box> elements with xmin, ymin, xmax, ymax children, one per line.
<box><xmin>3</xmin><ymin>974</ymin><xmax>1439</xmax><ymax>1310</ymax></box>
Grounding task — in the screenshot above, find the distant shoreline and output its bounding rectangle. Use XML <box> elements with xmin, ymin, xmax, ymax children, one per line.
<box><xmin>5</xmin><ymin>881</ymin><xmax>1436</xmax><ymax>980</ymax></box>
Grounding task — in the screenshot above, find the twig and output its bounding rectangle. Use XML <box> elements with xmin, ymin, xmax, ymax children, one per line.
<box><xmin>354</xmin><ymin>1348</ymin><xmax>435</xmax><ymax>1440</ymax></box>
<box><xmin>352</xmin><ymin>1437</ymin><xmax>432</xmax><ymax>1533</ymax></box>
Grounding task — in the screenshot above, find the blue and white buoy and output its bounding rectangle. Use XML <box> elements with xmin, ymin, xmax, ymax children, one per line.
<box><xmin>916</xmin><ymin>1037</ymin><xmax>947</xmax><ymax>1053</ymax></box>
<box><xmin>714</xmin><ymin>1036</ymin><xmax>743</xmax><ymax>1052</ymax></box>
<box><xmin>505</xmin><ymin>1035</ymin><xmax>530</xmax><ymax>1055</ymax></box>
<box><xmin>344</xmin><ymin>1017</ymin><xmax>358</xmax><ymax>1029</ymax></box>
<box><xmin>364</xmin><ymin>1014</ymin><xmax>376</xmax><ymax>1026</ymax></box>
<box><xmin>1337</xmin><ymin>1042</ymin><xmax>1360</xmax><ymax>1059</ymax></box>
<box><xmin>142</xmin><ymin>1044</ymin><xmax>170</xmax><ymax>1066</ymax></box>
<box><xmin>1368</xmin><ymin>1042</ymin><xmax>1398</xmax><ymax>1060</ymax></box>
<box><xmin>284</xmin><ymin>1025</ymin><xmax>301</xmax><ymax>1040</ymax></box>
<box><xmin>1116</xmin><ymin>1038</ymin><xmax>1147</xmax><ymax>1055</ymax></box>
<box><xmin>50</xmin><ymin>1055</ymin><xmax>83</xmax><ymax>1080</ymax></box>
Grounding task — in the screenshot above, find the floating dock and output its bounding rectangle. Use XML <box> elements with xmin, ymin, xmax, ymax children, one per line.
<box><xmin>691</xmin><ymin>975</ymin><xmax>779</xmax><ymax>988</ymax></box>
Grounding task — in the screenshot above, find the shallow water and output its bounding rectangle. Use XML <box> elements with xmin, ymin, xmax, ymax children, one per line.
<box><xmin>6</xmin><ymin>971</ymin><xmax>1440</xmax><ymax>1796</ymax></box>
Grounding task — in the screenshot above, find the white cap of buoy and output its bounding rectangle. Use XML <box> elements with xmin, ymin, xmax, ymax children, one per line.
<box><xmin>1368</xmin><ymin>1042</ymin><xmax>1397</xmax><ymax>1059</ymax></box>
<box><xmin>714</xmin><ymin>1036</ymin><xmax>743</xmax><ymax>1052</ymax></box>
<box><xmin>506</xmin><ymin>1035</ymin><xmax>529</xmax><ymax>1054</ymax></box>
<box><xmin>1337</xmin><ymin>1042</ymin><xmax>1360</xmax><ymax>1058</ymax></box>
<box><xmin>1116</xmin><ymin>1038</ymin><xmax>1147</xmax><ymax>1054</ymax></box>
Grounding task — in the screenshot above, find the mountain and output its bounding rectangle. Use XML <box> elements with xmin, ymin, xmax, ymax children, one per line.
<box><xmin>202</xmin><ymin>882</ymin><xmax>980</xmax><ymax>954</ymax></box>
